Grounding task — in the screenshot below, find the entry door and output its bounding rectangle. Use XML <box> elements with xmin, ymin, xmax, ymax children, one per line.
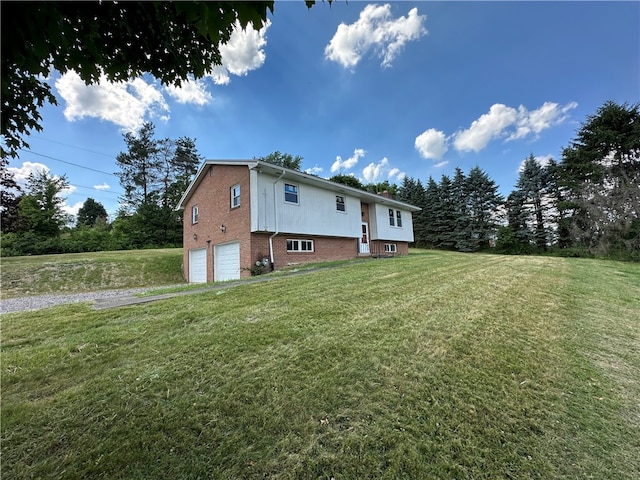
<box><xmin>359</xmin><ymin>222</ymin><xmax>370</xmax><ymax>254</ymax></box>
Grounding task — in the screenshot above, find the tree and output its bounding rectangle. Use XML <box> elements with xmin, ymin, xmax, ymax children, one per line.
<box><xmin>515</xmin><ymin>154</ymin><xmax>552</xmax><ymax>250</ymax></box>
<box><xmin>0</xmin><ymin>156</ymin><xmax>22</xmax><ymax>233</ymax></box>
<box><xmin>329</xmin><ymin>174</ymin><xmax>365</xmax><ymax>191</ymax></box>
<box><xmin>256</xmin><ymin>151</ymin><xmax>303</xmax><ymax>171</ymax></box>
<box><xmin>76</xmin><ymin>198</ymin><xmax>108</xmax><ymax>228</ymax></box>
<box><xmin>18</xmin><ymin>169</ymin><xmax>70</xmax><ymax>237</ymax></box>
<box><xmin>1</xmin><ymin>1</ymin><xmax>292</xmax><ymax>158</ymax></box>
<box><xmin>464</xmin><ymin>167</ymin><xmax>503</xmax><ymax>251</ymax></box>
<box><xmin>558</xmin><ymin>101</ymin><xmax>640</xmax><ymax>256</ymax></box>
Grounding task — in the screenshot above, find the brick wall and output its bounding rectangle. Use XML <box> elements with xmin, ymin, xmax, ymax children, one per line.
<box><xmin>183</xmin><ymin>164</ymin><xmax>252</xmax><ymax>282</ymax></box>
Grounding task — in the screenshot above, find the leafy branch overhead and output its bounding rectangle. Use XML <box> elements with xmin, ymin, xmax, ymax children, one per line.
<box><xmin>1</xmin><ymin>1</ymin><xmax>292</xmax><ymax>157</ymax></box>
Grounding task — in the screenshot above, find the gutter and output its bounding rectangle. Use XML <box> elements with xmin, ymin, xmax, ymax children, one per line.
<box><xmin>269</xmin><ymin>168</ymin><xmax>286</xmax><ymax>270</ymax></box>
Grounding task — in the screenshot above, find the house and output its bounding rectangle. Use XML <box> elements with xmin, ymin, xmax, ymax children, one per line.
<box><xmin>176</xmin><ymin>160</ymin><xmax>421</xmax><ymax>283</ymax></box>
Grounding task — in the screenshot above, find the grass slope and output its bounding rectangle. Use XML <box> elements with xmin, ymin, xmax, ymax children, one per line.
<box><xmin>2</xmin><ymin>251</ymin><xmax>639</xmax><ymax>479</ymax></box>
<box><xmin>0</xmin><ymin>248</ymin><xmax>184</xmax><ymax>298</ymax></box>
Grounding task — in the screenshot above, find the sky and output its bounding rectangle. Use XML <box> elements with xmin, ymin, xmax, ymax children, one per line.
<box><xmin>7</xmin><ymin>1</ymin><xmax>640</xmax><ymax>220</ymax></box>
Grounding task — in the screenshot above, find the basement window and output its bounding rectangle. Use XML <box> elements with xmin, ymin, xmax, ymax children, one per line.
<box><xmin>287</xmin><ymin>239</ymin><xmax>314</xmax><ymax>252</ymax></box>
<box><xmin>384</xmin><ymin>243</ymin><xmax>397</xmax><ymax>253</ymax></box>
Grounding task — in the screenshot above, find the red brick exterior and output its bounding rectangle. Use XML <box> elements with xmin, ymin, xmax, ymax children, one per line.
<box><xmin>183</xmin><ymin>165</ymin><xmax>411</xmax><ymax>282</ymax></box>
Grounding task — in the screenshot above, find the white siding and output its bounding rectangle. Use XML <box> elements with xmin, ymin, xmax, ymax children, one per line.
<box><xmin>251</xmin><ymin>171</ymin><xmax>361</xmax><ymax>237</ymax></box>
<box><xmin>369</xmin><ymin>204</ymin><xmax>415</xmax><ymax>242</ymax></box>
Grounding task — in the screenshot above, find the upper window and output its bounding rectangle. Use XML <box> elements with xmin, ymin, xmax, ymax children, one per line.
<box><xmin>192</xmin><ymin>205</ymin><xmax>199</xmax><ymax>224</ymax></box>
<box><xmin>396</xmin><ymin>210</ymin><xmax>403</xmax><ymax>228</ymax></box>
<box><xmin>231</xmin><ymin>184</ymin><xmax>240</xmax><ymax>208</ymax></box>
<box><xmin>389</xmin><ymin>208</ymin><xmax>395</xmax><ymax>227</ymax></box>
<box><xmin>284</xmin><ymin>183</ymin><xmax>299</xmax><ymax>204</ymax></box>
<box><xmin>336</xmin><ymin>195</ymin><xmax>346</xmax><ymax>212</ymax></box>
<box><xmin>287</xmin><ymin>239</ymin><xmax>314</xmax><ymax>252</ymax></box>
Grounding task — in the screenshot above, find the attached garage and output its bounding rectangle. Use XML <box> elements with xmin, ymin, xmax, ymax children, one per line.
<box><xmin>214</xmin><ymin>241</ymin><xmax>240</xmax><ymax>281</ymax></box>
<box><xmin>188</xmin><ymin>248</ymin><xmax>207</xmax><ymax>283</ymax></box>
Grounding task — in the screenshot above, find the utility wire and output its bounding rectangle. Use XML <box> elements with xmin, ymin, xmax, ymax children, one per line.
<box><xmin>32</xmin><ymin>136</ymin><xmax>117</xmax><ymax>158</ymax></box>
<box><xmin>18</xmin><ymin>148</ymin><xmax>118</xmax><ymax>177</ymax></box>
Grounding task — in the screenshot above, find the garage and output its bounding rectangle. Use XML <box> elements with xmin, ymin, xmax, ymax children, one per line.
<box><xmin>214</xmin><ymin>241</ymin><xmax>240</xmax><ymax>281</ymax></box>
<box><xmin>188</xmin><ymin>248</ymin><xmax>207</xmax><ymax>283</ymax></box>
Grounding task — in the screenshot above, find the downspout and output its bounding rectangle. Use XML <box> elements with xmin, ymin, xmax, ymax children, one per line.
<box><xmin>269</xmin><ymin>168</ymin><xmax>286</xmax><ymax>271</ymax></box>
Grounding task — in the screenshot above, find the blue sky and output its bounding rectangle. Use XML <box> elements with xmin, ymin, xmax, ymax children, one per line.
<box><xmin>7</xmin><ymin>1</ymin><xmax>640</xmax><ymax>220</ymax></box>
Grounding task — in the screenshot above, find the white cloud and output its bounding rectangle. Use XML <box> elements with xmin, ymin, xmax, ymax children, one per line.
<box><xmin>55</xmin><ymin>71</ymin><xmax>169</xmax><ymax>132</ymax></box>
<box><xmin>7</xmin><ymin>161</ymin><xmax>50</xmax><ymax>187</ymax></box>
<box><xmin>433</xmin><ymin>160</ymin><xmax>449</xmax><ymax>168</ymax></box>
<box><xmin>362</xmin><ymin>157</ymin><xmax>405</xmax><ymax>183</ymax></box>
<box><xmin>453</xmin><ymin>104</ymin><xmax>518</xmax><ymax>153</ymax></box>
<box><xmin>305</xmin><ymin>165</ymin><xmax>323</xmax><ymax>176</ymax></box>
<box><xmin>325</xmin><ymin>4</ymin><xmax>427</xmax><ymax>69</ymax></box>
<box><xmin>165</xmin><ymin>78</ymin><xmax>212</xmax><ymax>105</ymax></box>
<box><xmin>94</xmin><ymin>183</ymin><xmax>111</xmax><ymax>191</ymax></box>
<box><xmin>62</xmin><ymin>200</ymin><xmax>83</xmax><ymax>217</ymax></box>
<box><xmin>415</xmin><ymin>128</ymin><xmax>448</xmax><ymax>160</ymax></box>
<box><xmin>509</xmin><ymin>101</ymin><xmax>578</xmax><ymax>141</ymax></box>
<box><xmin>331</xmin><ymin>148</ymin><xmax>366</xmax><ymax>173</ymax></box>
<box><xmin>207</xmin><ymin>19</ymin><xmax>271</xmax><ymax>86</ymax></box>
<box><xmin>451</xmin><ymin>101</ymin><xmax>578</xmax><ymax>153</ymax></box>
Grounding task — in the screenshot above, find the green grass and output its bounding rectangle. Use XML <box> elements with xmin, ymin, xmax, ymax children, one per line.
<box><xmin>0</xmin><ymin>248</ymin><xmax>184</xmax><ymax>298</ymax></box>
<box><xmin>2</xmin><ymin>250</ymin><xmax>639</xmax><ymax>479</ymax></box>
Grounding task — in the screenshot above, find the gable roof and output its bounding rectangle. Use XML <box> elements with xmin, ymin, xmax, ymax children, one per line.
<box><xmin>176</xmin><ymin>160</ymin><xmax>422</xmax><ymax>212</ymax></box>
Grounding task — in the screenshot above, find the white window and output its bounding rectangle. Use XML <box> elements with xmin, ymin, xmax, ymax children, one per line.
<box><xmin>396</xmin><ymin>210</ymin><xmax>402</xmax><ymax>227</ymax></box>
<box><xmin>192</xmin><ymin>205</ymin><xmax>199</xmax><ymax>224</ymax></box>
<box><xmin>231</xmin><ymin>184</ymin><xmax>240</xmax><ymax>208</ymax></box>
<box><xmin>284</xmin><ymin>183</ymin><xmax>299</xmax><ymax>204</ymax></box>
<box><xmin>384</xmin><ymin>243</ymin><xmax>397</xmax><ymax>253</ymax></box>
<box><xmin>287</xmin><ymin>239</ymin><xmax>314</xmax><ymax>252</ymax></box>
<box><xmin>389</xmin><ymin>208</ymin><xmax>395</xmax><ymax>226</ymax></box>
<box><xmin>336</xmin><ymin>195</ymin><xmax>346</xmax><ymax>212</ymax></box>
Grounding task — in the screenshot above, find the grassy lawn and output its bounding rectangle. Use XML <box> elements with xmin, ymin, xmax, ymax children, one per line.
<box><xmin>2</xmin><ymin>251</ymin><xmax>639</xmax><ymax>479</ymax></box>
<box><xmin>0</xmin><ymin>248</ymin><xmax>184</xmax><ymax>298</ymax></box>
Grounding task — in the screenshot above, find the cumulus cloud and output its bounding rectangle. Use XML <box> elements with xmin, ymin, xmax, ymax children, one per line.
<box><xmin>325</xmin><ymin>4</ymin><xmax>427</xmax><ymax>69</ymax></box>
<box><xmin>55</xmin><ymin>71</ymin><xmax>169</xmax><ymax>132</ymax></box>
<box><xmin>331</xmin><ymin>148</ymin><xmax>366</xmax><ymax>173</ymax></box>
<box><xmin>453</xmin><ymin>104</ymin><xmax>518</xmax><ymax>153</ymax></box>
<box><xmin>415</xmin><ymin>128</ymin><xmax>448</xmax><ymax>160</ymax></box>
<box><xmin>449</xmin><ymin>101</ymin><xmax>577</xmax><ymax>153</ymax></box>
<box><xmin>305</xmin><ymin>165</ymin><xmax>324</xmax><ymax>176</ymax></box>
<box><xmin>54</xmin><ymin>20</ymin><xmax>270</xmax><ymax>129</ymax></box>
<box><xmin>94</xmin><ymin>183</ymin><xmax>111</xmax><ymax>191</ymax></box>
<box><xmin>7</xmin><ymin>161</ymin><xmax>50</xmax><ymax>186</ymax></box>
<box><xmin>362</xmin><ymin>157</ymin><xmax>405</xmax><ymax>183</ymax></box>
<box><xmin>509</xmin><ymin>101</ymin><xmax>578</xmax><ymax>141</ymax></box>
<box><xmin>165</xmin><ymin>78</ymin><xmax>212</xmax><ymax>105</ymax></box>
<box><xmin>62</xmin><ymin>200</ymin><xmax>84</xmax><ymax>217</ymax></box>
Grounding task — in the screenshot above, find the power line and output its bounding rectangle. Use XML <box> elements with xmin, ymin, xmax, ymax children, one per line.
<box><xmin>69</xmin><ymin>184</ymin><xmax>124</xmax><ymax>196</ymax></box>
<box><xmin>18</xmin><ymin>149</ymin><xmax>118</xmax><ymax>177</ymax></box>
<box><xmin>32</xmin><ymin>136</ymin><xmax>117</xmax><ymax>158</ymax></box>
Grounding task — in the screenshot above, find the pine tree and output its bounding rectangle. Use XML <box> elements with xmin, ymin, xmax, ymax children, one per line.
<box><xmin>466</xmin><ymin>166</ymin><xmax>504</xmax><ymax>251</ymax></box>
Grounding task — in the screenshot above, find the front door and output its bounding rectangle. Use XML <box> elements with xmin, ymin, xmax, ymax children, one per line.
<box><xmin>359</xmin><ymin>222</ymin><xmax>370</xmax><ymax>254</ymax></box>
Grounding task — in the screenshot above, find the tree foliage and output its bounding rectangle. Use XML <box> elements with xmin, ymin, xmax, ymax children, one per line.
<box><xmin>1</xmin><ymin>1</ymin><xmax>277</xmax><ymax>157</ymax></box>
<box><xmin>255</xmin><ymin>151</ymin><xmax>304</xmax><ymax>171</ymax></box>
<box><xmin>17</xmin><ymin>169</ymin><xmax>70</xmax><ymax>237</ymax></box>
<box><xmin>77</xmin><ymin>198</ymin><xmax>108</xmax><ymax>228</ymax></box>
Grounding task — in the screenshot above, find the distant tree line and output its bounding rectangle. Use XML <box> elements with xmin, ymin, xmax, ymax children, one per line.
<box><xmin>1</xmin><ymin>101</ymin><xmax>638</xmax><ymax>260</ymax></box>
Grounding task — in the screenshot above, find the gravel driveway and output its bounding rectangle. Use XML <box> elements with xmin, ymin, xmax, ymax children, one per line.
<box><xmin>0</xmin><ymin>287</ymin><xmax>160</xmax><ymax>314</ymax></box>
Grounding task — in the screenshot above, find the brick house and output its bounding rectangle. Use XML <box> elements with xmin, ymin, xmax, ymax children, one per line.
<box><xmin>176</xmin><ymin>160</ymin><xmax>421</xmax><ymax>283</ymax></box>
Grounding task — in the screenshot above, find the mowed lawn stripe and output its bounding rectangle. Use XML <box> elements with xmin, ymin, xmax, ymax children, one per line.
<box><xmin>2</xmin><ymin>252</ymin><xmax>638</xmax><ymax>479</ymax></box>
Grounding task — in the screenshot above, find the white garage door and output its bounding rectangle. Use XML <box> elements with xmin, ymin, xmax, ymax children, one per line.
<box><xmin>188</xmin><ymin>248</ymin><xmax>207</xmax><ymax>283</ymax></box>
<box><xmin>214</xmin><ymin>242</ymin><xmax>240</xmax><ymax>282</ymax></box>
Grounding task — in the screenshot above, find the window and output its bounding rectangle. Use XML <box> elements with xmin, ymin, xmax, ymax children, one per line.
<box><xmin>389</xmin><ymin>208</ymin><xmax>395</xmax><ymax>226</ymax></box>
<box><xmin>192</xmin><ymin>205</ymin><xmax>199</xmax><ymax>224</ymax></box>
<box><xmin>231</xmin><ymin>184</ymin><xmax>240</xmax><ymax>208</ymax></box>
<box><xmin>287</xmin><ymin>239</ymin><xmax>314</xmax><ymax>252</ymax></box>
<box><xmin>284</xmin><ymin>183</ymin><xmax>299</xmax><ymax>204</ymax></box>
<box><xmin>336</xmin><ymin>195</ymin><xmax>346</xmax><ymax>212</ymax></box>
<box><xmin>396</xmin><ymin>210</ymin><xmax>402</xmax><ymax>227</ymax></box>
<box><xmin>384</xmin><ymin>243</ymin><xmax>397</xmax><ymax>253</ymax></box>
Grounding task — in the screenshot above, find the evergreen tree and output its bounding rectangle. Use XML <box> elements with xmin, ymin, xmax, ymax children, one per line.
<box><xmin>422</xmin><ymin>177</ymin><xmax>441</xmax><ymax>248</ymax></box>
<box><xmin>451</xmin><ymin>167</ymin><xmax>473</xmax><ymax>252</ymax></box>
<box><xmin>76</xmin><ymin>198</ymin><xmax>108</xmax><ymax>227</ymax></box>
<box><xmin>434</xmin><ymin>175</ymin><xmax>457</xmax><ymax>249</ymax></box>
<box><xmin>465</xmin><ymin>166</ymin><xmax>504</xmax><ymax>251</ymax></box>
<box><xmin>516</xmin><ymin>154</ymin><xmax>552</xmax><ymax>250</ymax></box>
